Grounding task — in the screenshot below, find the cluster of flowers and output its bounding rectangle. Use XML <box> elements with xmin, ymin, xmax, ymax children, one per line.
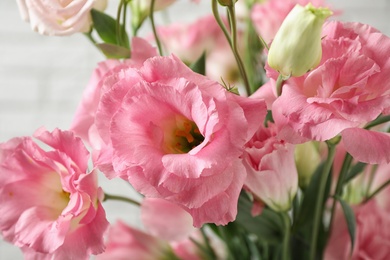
<box><xmin>2</xmin><ymin>0</ymin><xmax>390</xmax><ymax>259</ymax></box>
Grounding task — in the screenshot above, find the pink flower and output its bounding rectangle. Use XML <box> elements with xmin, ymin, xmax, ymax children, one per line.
<box><xmin>242</xmin><ymin>122</ymin><xmax>298</xmax><ymax>212</ymax></box>
<box><xmin>251</xmin><ymin>0</ymin><xmax>332</xmax><ymax>44</ymax></box>
<box><xmin>325</xmin><ymin>199</ymin><xmax>390</xmax><ymax>259</ymax></box>
<box><xmin>97</xmin><ymin>221</ymin><xmax>176</xmax><ymax>260</ymax></box>
<box><xmin>0</xmin><ymin>128</ymin><xmax>108</xmax><ymax>259</ymax></box>
<box><xmin>94</xmin><ymin>54</ymin><xmax>267</xmax><ymax>226</ymax></box>
<box><xmin>265</xmin><ymin>21</ymin><xmax>390</xmax><ymax>164</ymax></box>
<box><xmin>70</xmin><ymin>37</ymin><xmax>157</xmax><ymax>176</ymax></box>
<box><xmin>16</xmin><ymin>0</ymin><xmax>107</xmax><ymax>36</ymax></box>
<box><xmin>156</xmin><ymin>15</ymin><xmax>241</xmax><ymax>84</ymax></box>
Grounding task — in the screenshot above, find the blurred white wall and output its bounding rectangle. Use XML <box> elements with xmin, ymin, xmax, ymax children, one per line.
<box><xmin>0</xmin><ymin>0</ymin><xmax>389</xmax><ymax>258</ymax></box>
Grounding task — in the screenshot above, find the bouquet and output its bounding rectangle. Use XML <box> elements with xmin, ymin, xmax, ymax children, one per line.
<box><xmin>1</xmin><ymin>0</ymin><xmax>390</xmax><ymax>259</ymax></box>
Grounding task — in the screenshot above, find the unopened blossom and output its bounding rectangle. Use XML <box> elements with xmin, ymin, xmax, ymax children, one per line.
<box><xmin>267</xmin><ymin>3</ymin><xmax>332</xmax><ymax>78</ymax></box>
<box><xmin>16</xmin><ymin>0</ymin><xmax>107</xmax><ymax>36</ymax></box>
<box><xmin>251</xmin><ymin>0</ymin><xmax>332</xmax><ymax>44</ymax></box>
<box><xmin>0</xmin><ymin>128</ymin><xmax>108</xmax><ymax>259</ymax></box>
<box><xmin>242</xmin><ymin>123</ymin><xmax>298</xmax><ymax>212</ymax></box>
<box><xmin>264</xmin><ymin>21</ymin><xmax>390</xmax><ymax>164</ymax></box>
<box><xmin>93</xmin><ymin>54</ymin><xmax>267</xmax><ymax>226</ymax></box>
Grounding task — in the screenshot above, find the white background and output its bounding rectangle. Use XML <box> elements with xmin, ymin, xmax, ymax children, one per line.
<box><xmin>1</xmin><ymin>0</ymin><xmax>390</xmax><ymax>258</ymax></box>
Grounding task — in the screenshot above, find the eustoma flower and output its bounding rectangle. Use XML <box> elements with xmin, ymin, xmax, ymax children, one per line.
<box><xmin>265</xmin><ymin>21</ymin><xmax>390</xmax><ymax>164</ymax></box>
<box><xmin>16</xmin><ymin>0</ymin><xmax>107</xmax><ymax>36</ymax></box>
<box><xmin>242</xmin><ymin>123</ymin><xmax>298</xmax><ymax>212</ymax></box>
<box><xmin>93</xmin><ymin>54</ymin><xmax>266</xmax><ymax>227</ymax></box>
<box><xmin>0</xmin><ymin>128</ymin><xmax>108</xmax><ymax>259</ymax></box>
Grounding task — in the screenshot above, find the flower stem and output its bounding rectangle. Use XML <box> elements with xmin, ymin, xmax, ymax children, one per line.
<box><xmin>211</xmin><ymin>0</ymin><xmax>251</xmax><ymax>96</ymax></box>
<box><xmin>309</xmin><ymin>142</ymin><xmax>336</xmax><ymax>260</ymax></box>
<box><xmin>150</xmin><ymin>0</ymin><xmax>163</xmax><ymax>56</ymax></box>
<box><xmin>281</xmin><ymin>212</ymin><xmax>291</xmax><ymax>260</ymax></box>
<box><xmin>327</xmin><ymin>153</ymin><xmax>352</xmax><ymax>240</ymax></box>
<box><xmin>364</xmin><ymin>115</ymin><xmax>390</xmax><ymax>129</ymax></box>
<box><xmin>364</xmin><ymin>178</ymin><xmax>390</xmax><ymax>203</ymax></box>
<box><xmin>103</xmin><ymin>192</ymin><xmax>141</xmax><ymax>206</ymax></box>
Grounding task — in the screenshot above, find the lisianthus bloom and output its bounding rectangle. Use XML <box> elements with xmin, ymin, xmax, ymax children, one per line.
<box><xmin>16</xmin><ymin>0</ymin><xmax>107</xmax><ymax>36</ymax></box>
<box><xmin>93</xmin><ymin>54</ymin><xmax>266</xmax><ymax>226</ymax></box>
<box><xmin>242</xmin><ymin>122</ymin><xmax>298</xmax><ymax>212</ymax></box>
<box><xmin>0</xmin><ymin>128</ymin><xmax>108</xmax><ymax>259</ymax></box>
<box><xmin>156</xmin><ymin>15</ymin><xmax>241</xmax><ymax>85</ymax></box>
<box><xmin>97</xmin><ymin>220</ymin><xmax>178</xmax><ymax>260</ymax></box>
<box><xmin>263</xmin><ymin>21</ymin><xmax>390</xmax><ymax>164</ymax></box>
<box><xmin>251</xmin><ymin>0</ymin><xmax>332</xmax><ymax>44</ymax></box>
<box><xmin>325</xmin><ymin>199</ymin><xmax>390</xmax><ymax>259</ymax></box>
<box><xmin>70</xmin><ymin>37</ymin><xmax>157</xmax><ymax>176</ymax></box>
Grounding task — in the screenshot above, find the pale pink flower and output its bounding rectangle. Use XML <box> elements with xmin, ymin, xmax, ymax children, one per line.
<box><xmin>16</xmin><ymin>0</ymin><xmax>107</xmax><ymax>36</ymax></box>
<box><xmin>0</xmin><ymin>128</ymin><xmax>108</xmax><ymax>259</ymax></box>
<box><xmin>265</xmin><ymin>21</ymin><xmax>390</xmax><ymax>164</ymax></box>
<box><xmin>325</xmin><ymin>199</ymin><xmax>390</xmax><ymax>259</ymax></box>
<box><xmin>156</xmin><ymin>15</ymin><xmax>241</xmax><ymax>84</ymax></box>
<box><xmin>94</xmin><ymin>54</ymin><xmax>267</xmax><ymax>226</ymax></box>
<box><xmin>242</xmin><ymin>122</ymin><xmax>298</xmax><ymax>212</ymax></box>
<box><xmin>251</xmin><ymin>0</ymin><xmax>332</xmax><ymax>44</ymax></box>
<box><xmin>70</xmin><ymin>37</ymin><xmax>157</xmax><ymax>176</ymax></box>
<box><xmin>97</xmin><ymin>221</ymin><xmax>177</xmax><ymax>260</ymax></box>
<box><xmin>141</xmin><ymin>198</ymin><xmax>195</xmax><ymax>242</ymax></box>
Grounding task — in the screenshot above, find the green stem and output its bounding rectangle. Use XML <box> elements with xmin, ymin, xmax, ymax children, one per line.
<box><xmin>116</xmin><ymin>0</ymin><xmax>124</xmax><ymax>47</ymax></box>
<box><xmin>150</xmin><ymin>0</ymin><xmax>163</xmax><ymax>56</ymax></box>
<box><xmin>364</xmin><ymin>178</ymin><xmax>390</xmax><ymax>203</ymax></box>
<box><xmin>276</xmin><ymin>74</ymin><xmax>285</xmax><ymax>96</ymax></box>
<box><xmin>226</xmin><ymin>5</ymin><xmax>251</xmax><ymax>96</ymax></box>
<box><xmin>281</xmin><ymin>212</ymin><xmax>291</xmax><ymax>260</ymax></box>
<box><xmin>309</xmin><ymin>142</ymin><xmax>336</xmax><ymax>260</ymax></box>
<box><xmin>364</xmin><ymin>115</ymin><xmax>390</xmax><ymax>129</ymax></box>
<box><xmin>103</xmin><ymin>193</ymin><xmax>141</xmax><ymax>206</ymax></box>
<box><xmin>211</xmin><ymin>0</ymin><xmax>251</xmax><ymax>96</ymax></box>
<box><xmin>327</xmin><ymin>153</ymin><xmax>352</xmax><ymax>240</ymax></box>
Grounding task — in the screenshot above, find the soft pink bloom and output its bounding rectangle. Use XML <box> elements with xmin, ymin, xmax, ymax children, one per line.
<box><xmin>97</xmin><ymin>221</ymin><xmax>176</xmax><ymax>260</ymax></box>
<box><xmin>141</xmin><ymin>198</ymin><xmax>195</xmax><ymax>242</ymax></box>
<box><xmin>264</xmin><ymin>21</ymin><xmax>390</xmax><ymax>164</ymax></box>
<box><xmin>70</xmin><ymin>37</ymin><xmax>157</xmax><ymax>176</ymax></box>
<box><xmin>94</xmin><ymin>54</ymin><xmax>267</xmax><ymax>226</ymax></box>
<box><xmin>251</xmin><ymin>0</ymin><xmax>333</xmax><ymax>44</ymax></box>
<box><xmin>0</xmin><ymin>128</ymin><xmax>108</xmax><ymax>259</ymax></box>
<box><xmin>325</xmin><ymin>199</ymin><xmax>390</xmax><ymax>260</ymax></box>
<box><xmin>156</xmin><ymin>15</ymin><xmax>241</xmax><ymax>84</ymax></box>
<box><xmin>16</xmin><ymin>0</ymin><xmax>107</xmax><ymax>36</ymax></box>
<box><xmin>242</xmin><ymin>122</ymin><xmax>298</xmax><ymax>212</ymax></box>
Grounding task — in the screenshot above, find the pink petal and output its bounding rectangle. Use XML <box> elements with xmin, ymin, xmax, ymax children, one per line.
<box><xmin>342</xmin><ymin>128</ymin><xmax>390</xmax><ymax>164</ymax></box>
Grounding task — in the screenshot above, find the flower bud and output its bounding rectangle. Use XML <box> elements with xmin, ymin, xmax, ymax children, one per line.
<box><xmin>295</xmin><ymin>141</ymin><xmax>321</xmax><ymax>189</ymax></box>
<box><xmin>267</xmin><ymin>3</ymin><xmax>332</xmax><ymax>77</ymax></box>
<box><xmin>217</xmin><ymin>0</ymin><xmax>237</xmax><ymax>6</ymax></box>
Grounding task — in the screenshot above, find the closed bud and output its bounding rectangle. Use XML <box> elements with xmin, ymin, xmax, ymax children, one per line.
<box><xmin>295</xmin><ymin>141</ymin><xmax>321</xmax><ymax>189</ymax></box>
<box><xmin>267</xmin><ymin>3</ymin><xmax>332</xmax><ymax>77</ymax></box>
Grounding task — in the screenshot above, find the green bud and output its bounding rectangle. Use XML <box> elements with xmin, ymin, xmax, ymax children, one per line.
<box><xmin>217</xmin><ymin>0</ymin><xmax>237</xmax><ymax>7</ymax></box>
<box><xmin>295</xmin><ymin>141</ymin><xmax>321</xmax><ymax>189</ymax></box>
<box><xmin>267</xmin><ymin>3</ymin><xmax>332</xmax><ymax>77</ymax></box>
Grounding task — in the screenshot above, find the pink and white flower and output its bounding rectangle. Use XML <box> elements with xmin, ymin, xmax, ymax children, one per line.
<box><xmin>242</xmin><ymin>122</ymin><xmax>298</xmax><ymax>212</ymax></box>
<box><xmin>93</xmin><ymin>54</ymin><xmax>266</xmax><ymax>226</ymax></box>
<box><xmin>264</xmin><ymin>21</ymin><xmax>390</xmax><ymax>164</ymax></box>
<box><xmin>16</xmin><ymin>0</ymin><xmax>107</xmax><ymax>36</ymax></box>
<box><xmin>0</xmin><ymin>128</ymin><xmax>108</xmax><ymax>259</ymax></box>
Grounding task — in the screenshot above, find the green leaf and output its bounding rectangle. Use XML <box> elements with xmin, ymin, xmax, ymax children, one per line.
<box><xmin>190</xmin><ymin>52</ymin><xmax>206</xmax><ymax>75</ymax></box>
<box><xmin>96</xmin><ymin>43</ymin><xmax>130</xmax><ymax>59</ymax></box>
<box><xmin>344</xmin><ymin>162</ymin><xmax>366</xmax><ymax>184</ymax></box>
<box><xmin>91</xmin><ymin>9</ymin><xmax>129</xmax><ymax>48</ymax></box>
<box><xmin>337</xmin><ymin>197</ymin><xmax>356</xmax><ymax>254</ymax></box>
